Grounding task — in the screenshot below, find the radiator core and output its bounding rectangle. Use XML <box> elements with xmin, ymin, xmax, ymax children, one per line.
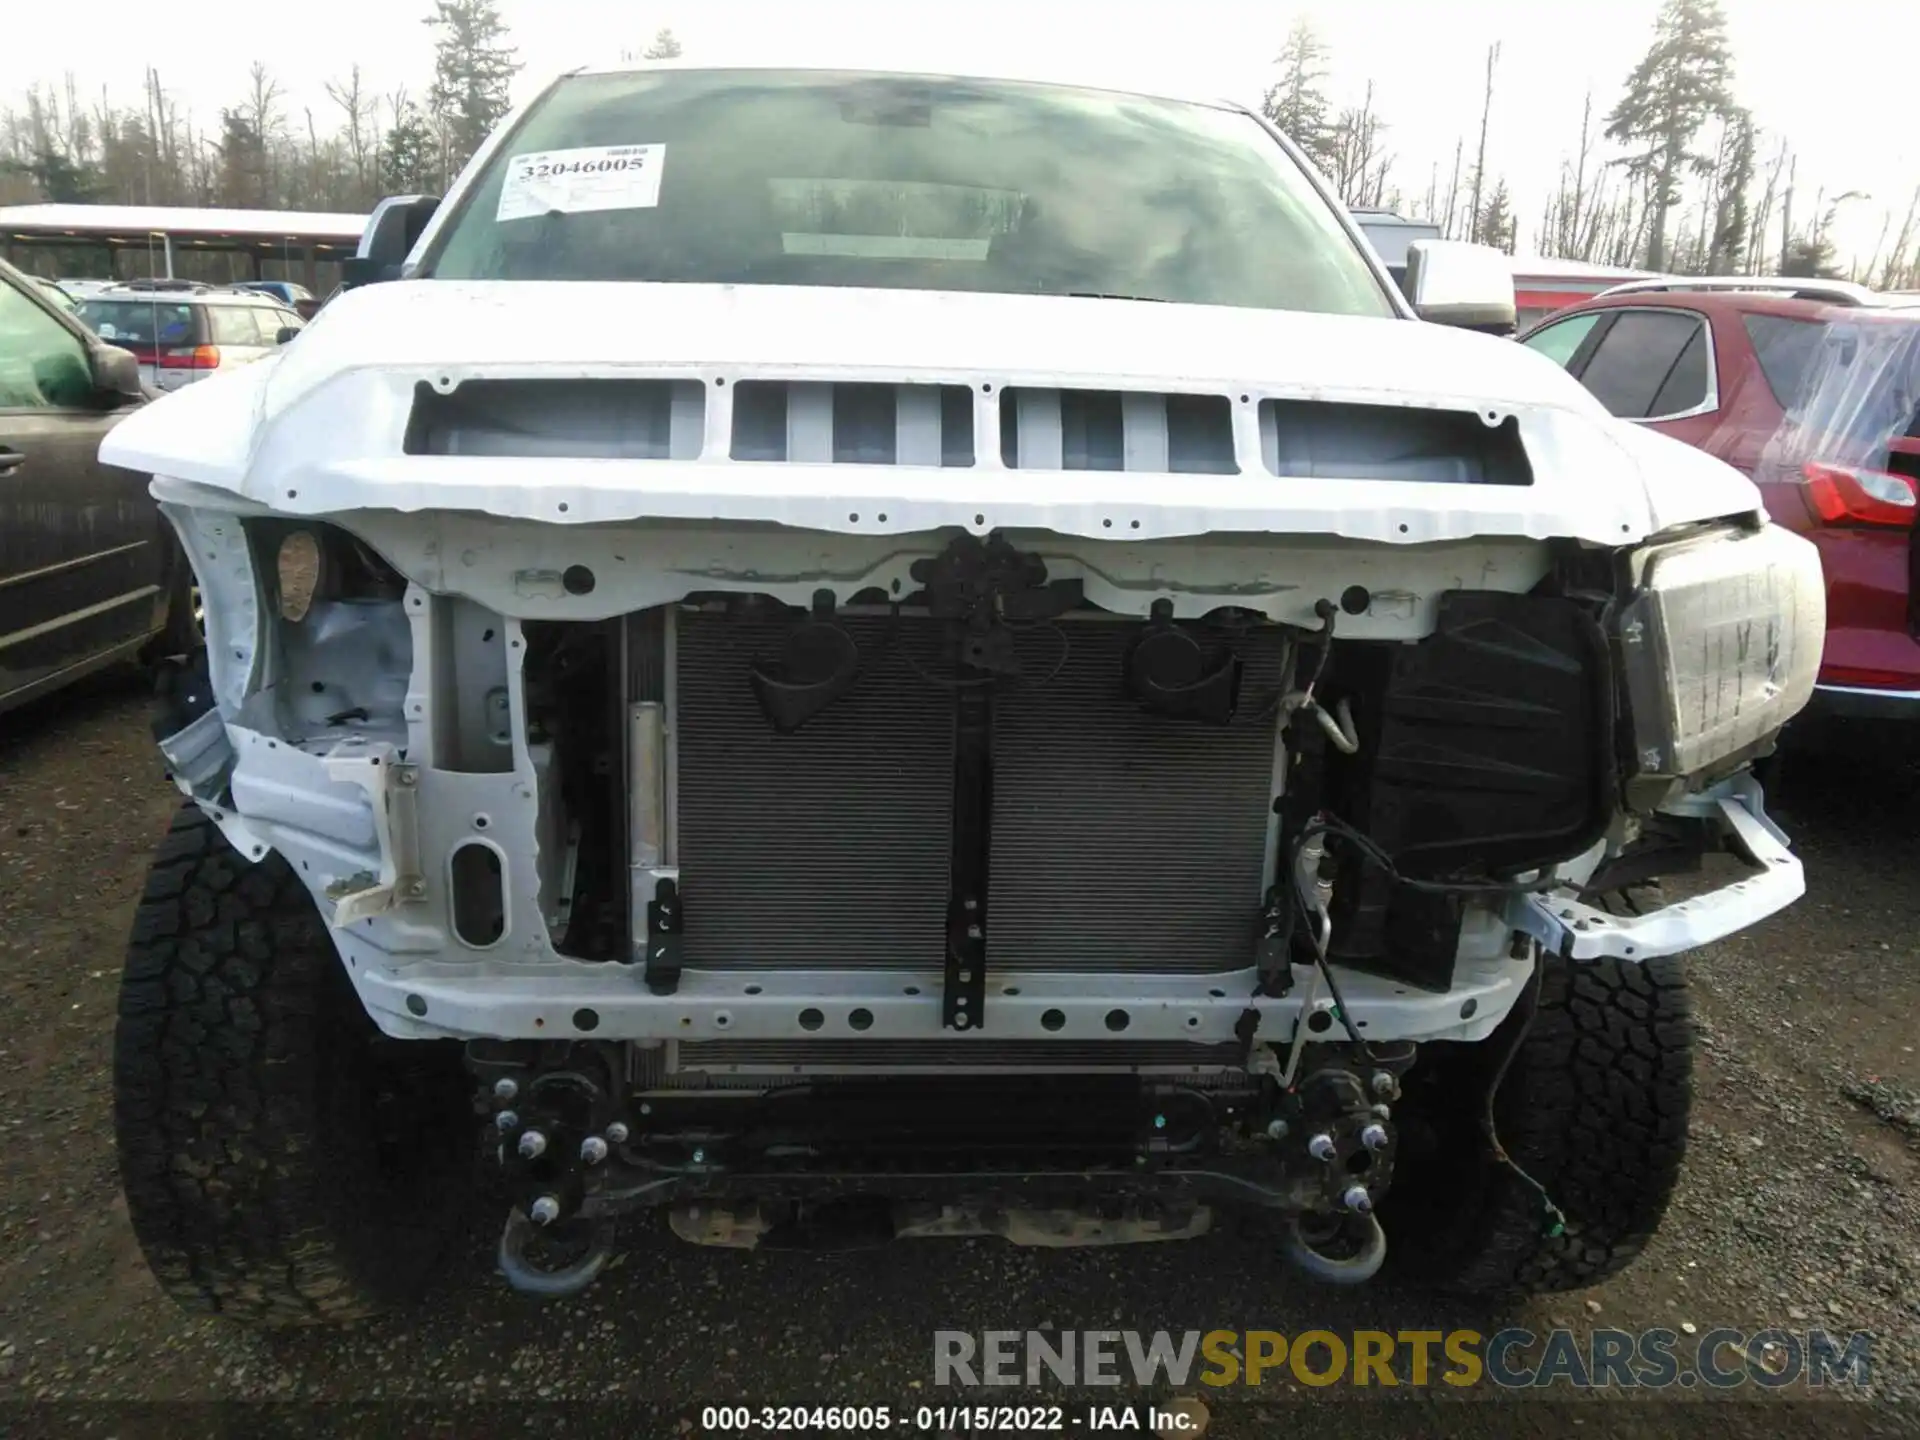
<box><xmin>673</xmin><ymin>609</ymin><xmax>1286</xmax><ymax>974</ymax></box>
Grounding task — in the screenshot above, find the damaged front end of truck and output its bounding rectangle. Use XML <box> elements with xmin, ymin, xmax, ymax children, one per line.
<box><xmin>118</xmin><ymin>286</ymin><xmax>1821</xmax><ymax>1297</ymax></box>
<box><xmin>98</xmin><ymin>66</ymin><xmax>1828</xmax><ymax>1319</ymax></box>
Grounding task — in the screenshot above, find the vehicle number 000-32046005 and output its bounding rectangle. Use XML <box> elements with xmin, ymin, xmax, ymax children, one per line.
<box><xmin>700</xmin><ymin>1405</ymin><xmax>1071</xmax><ymax>1432</ymax></box>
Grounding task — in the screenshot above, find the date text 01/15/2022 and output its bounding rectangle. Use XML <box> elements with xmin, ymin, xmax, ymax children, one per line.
<box><xmin>700</xmin><ymin>1404</ymin><xmax>1195</xmax><ymax>1432</ymax></box>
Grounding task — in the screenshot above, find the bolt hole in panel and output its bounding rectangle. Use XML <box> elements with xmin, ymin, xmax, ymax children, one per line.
<box><xmin>449</xmin><ymin>840</ymin><xmax>507</xmax><ymax>947</ymax></box>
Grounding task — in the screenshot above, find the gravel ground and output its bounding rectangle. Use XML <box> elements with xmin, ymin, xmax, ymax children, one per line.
<box><xmin>0</xmin><ymin>671</ymin><xmax>1916</xmax><ymax>1439</ymax></box>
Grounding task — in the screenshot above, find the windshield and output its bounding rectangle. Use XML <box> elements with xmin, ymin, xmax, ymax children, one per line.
<box><xmin>422</xmin><ymin>70</ymin><xmax>1393</xmax><ymax>317</ymax></box>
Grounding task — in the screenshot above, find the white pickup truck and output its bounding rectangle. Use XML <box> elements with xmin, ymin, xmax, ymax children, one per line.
<box><xmin>102</xmin><ymin>63</ymin><xmax>1820</xmax><ymax>1322</ymax></box>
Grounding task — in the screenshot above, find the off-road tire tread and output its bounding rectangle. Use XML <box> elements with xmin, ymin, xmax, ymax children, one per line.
<box><xmin>113</xmin><ymin>803</ymin><xmax>450</xmax><ymax>1325</ymax></box>
<box><xmin>1389</xmin><ymin>954</ymin><xmax>1693</xmax><ymax>1297</ymax></box>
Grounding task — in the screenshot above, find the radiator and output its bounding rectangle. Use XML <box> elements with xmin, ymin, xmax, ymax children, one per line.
<box><xmin>673</xmin><ymin>608</ymin><xmax>1287</xmax><ymax>975</ymax></box>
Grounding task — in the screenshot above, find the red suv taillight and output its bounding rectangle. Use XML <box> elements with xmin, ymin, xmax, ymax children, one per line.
<box><xmin>160</xmin><ymin>345</ymin><xmax>221</xmax><ymax>371</ymax></box>
<box><xmin>1802</xmin><ymin>460</ymin><xmax>1920</xmax><ymax>527</ymax></box>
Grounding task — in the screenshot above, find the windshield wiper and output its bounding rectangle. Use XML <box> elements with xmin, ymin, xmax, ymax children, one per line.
<box><xmin>1065</xmin><ymin>292</ymin><xmax>1168</xmax><ymax>303</ymax></box>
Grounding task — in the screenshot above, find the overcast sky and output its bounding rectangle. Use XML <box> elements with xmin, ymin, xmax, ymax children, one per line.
<box><xmin>10</xmin><ymin>0</ymin><xmax>1918</xmax><ymax>266</ymax></box>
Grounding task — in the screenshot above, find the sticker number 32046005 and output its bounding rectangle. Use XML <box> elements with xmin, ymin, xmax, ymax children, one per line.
<box><xmin>496</xmin><ymin>144</ymin><xmax>666</xmax><ymax>221</ymax></box>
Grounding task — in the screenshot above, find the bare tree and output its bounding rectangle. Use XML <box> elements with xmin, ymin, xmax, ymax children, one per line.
<box><xmin>1328</xmin><ymin>80</ymin><xmax>1394</xmax><ymax>208</ymax></box>
<box><xmin>1441</xmin><ymin>137</ymin><xmax>1464</xmax><ymax>240</ymax></box>
<box><xmin>1779</xmin><ymin>153</ymin><xmax>1797</xmax><ymax>274</ymax></box>
<box><xmin>1859</xmin><ymin>211</ymin><xmax>1892</xmax><ymax>288</ymax></box>
<box><xmin>1540</xmin><ymin>91</ymin><xmax>1617</xmax><ymax>261</ymax></box>
<box><xmin>241</xmin><ymin>62</ymin><xmax>285</xmax><ymax>200</ymax></box>
<box><xmin>1748</xmin><ymin>137</ymin><xmax>1789</xmax><ymax>272</ymax></box>
<box><xmin>1466</xmin><ymin>43</ymin><xmax>1501</xmax><ymax>245</ymax></box>
<box><xmin>326</xmin><ymin>65</ymin><xmax>375</xmax><ymax>201</ymax></box>
<box><xmin>1879</xmin><ymin>184</ymin><xmax>1920</xmax><ymax>291</ymax></box>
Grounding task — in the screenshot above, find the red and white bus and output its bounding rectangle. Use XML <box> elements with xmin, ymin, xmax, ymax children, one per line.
<box><xmin>1511</xmin><ymin>255</ymin><xmax>1661</xmax><ymax>330</ymax></box>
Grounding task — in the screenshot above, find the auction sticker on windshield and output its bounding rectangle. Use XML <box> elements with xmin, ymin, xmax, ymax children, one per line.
<box><xmin>496</xmin><ymin>144</ymin><xmax>665</xmax><ymax>221</ymax></box>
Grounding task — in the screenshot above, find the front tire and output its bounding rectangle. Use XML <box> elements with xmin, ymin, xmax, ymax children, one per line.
<box><xmin>1382</xmin><ymin>953</ymin><xmax>1693</xmax><ymax>1296</ymax></box>
<box><xmin>114</xmin><ymin>804</ymin><xmax>470</xmax><ymax>1325</ymax></box>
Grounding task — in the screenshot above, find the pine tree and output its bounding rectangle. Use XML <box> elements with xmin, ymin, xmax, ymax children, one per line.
<box><xmin>1475</xmin><ymin>179</ymin><xmax>1515</xmax><ymax>253</ymax></box>
<box><xmin>1604</xmin><ymin>0</ymin><xmax>1737</xmax><ymax>272</ymax></box>
<box><xmin>1261</xmin><ymin>18</ymin><xmax>1336</xmax><ymax>173</ymax></box>
<box><xmin>8</xmin><ymin>147</ymin><xmax>100</xmax><ymax>202</ymax></box>
<box><xmin>381</xmin><ymin>99</ymin><xmax>438</xmax><ymax>193</ymax></box>
<box><xmin>643</xmin><ymin>27</ymin><xmax>683</xmax><ymax>59</ymax></box>
<box><xmin>1782</xmin><ymin>233</ymin><xmax>1839</xmax><ymax>278</ymax></box>
<box><xmin>1705</xmin><ymin>109</ymin><xmax>1755</xmax><ymax>272</ymax></box>
<box><xmin>426</xmin><ymin>0</ymin><xmax>521</xmax><ymax>180</ymax></box>
<box><xmin>215</xmin><ymin>109</ymin><xmax>269</xmax><ymax>208</ymax></box>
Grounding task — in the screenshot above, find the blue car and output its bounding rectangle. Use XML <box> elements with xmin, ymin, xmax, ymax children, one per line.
<box><xmin>229</xmin><ymin>279</ymin><xmax>316</xmax><ymax>315</ymax></box>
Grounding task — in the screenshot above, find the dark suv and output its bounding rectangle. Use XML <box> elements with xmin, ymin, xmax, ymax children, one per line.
<box><xmin>1521</xmin><ymin>278</ymin><xmax>1920</xmax><ymax>720</ymax></box>
<box><xmin>0</xmin><ymin>257</ymin><xmax>194</xmax><ymax>713</ymax></box>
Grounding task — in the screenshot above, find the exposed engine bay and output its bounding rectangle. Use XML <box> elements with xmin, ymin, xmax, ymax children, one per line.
<box><xmin>481</xmin><ymin>530</ymin><xmax>1611</xmax><ymax>1290</ymax></box>
<box><xmin>144</xmin><ymin>503</ymin><xmax>1817</xmax><ymax>1295</ymax></box>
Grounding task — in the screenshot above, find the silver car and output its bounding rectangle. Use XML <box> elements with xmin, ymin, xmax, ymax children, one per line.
<box><xmin>72</xmin><ymin>281</ymin><xmax>304</xmax><ymax>392</ymax></box>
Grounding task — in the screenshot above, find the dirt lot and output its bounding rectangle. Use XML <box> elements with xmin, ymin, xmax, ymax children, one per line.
<box><xmin>1</xmin><ymin>671</ymin><xmax>1916</xmax><ymax>1438</ymax></box>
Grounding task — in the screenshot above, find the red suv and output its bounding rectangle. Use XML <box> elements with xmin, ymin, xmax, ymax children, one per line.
<box><xmin>1521</xmin><ymin>279</ymin><xmax>1920</xmax><ymax>721</ymax></box>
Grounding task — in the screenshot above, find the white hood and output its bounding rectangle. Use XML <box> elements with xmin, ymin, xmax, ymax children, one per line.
<box><xmin>105</xmin><ymin>281</ymin><xmax>1761</xmax><ymax>547</ymax></box>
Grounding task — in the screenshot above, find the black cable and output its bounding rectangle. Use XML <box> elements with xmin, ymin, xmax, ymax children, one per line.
<box><xmin>1290</xmin><ymin>814</ymin><xmax>1560</xmax><ymax>902</ymax></box>
<box><xmin>1280</xmin><ymin>810</ymin><xmax>1561</xmax><ymax>1058</ymax></box>
<box><xmin>1301</xmin><ymin>597</ymin><xmax>1338</xmax><ymax>698</ymax></box>
<box><xmin>1300</xmin><ymin>905</ymin><xmax>1372</xmax><ymax>1054</ymax></box>
<box><xmin>1273</xmin><ymin>707</ymin><xmax>1570</xmax><ymax>1234</ymax></box>
<box><xmin>1239</xmin><ymin>597</ymin><xmax>1339</xmax><ymax>729</ymax></box>
<box><xmin>1479</xmin><ymin>946</ymin><xmax>1568</xmax><ymax>1239</ymax></box>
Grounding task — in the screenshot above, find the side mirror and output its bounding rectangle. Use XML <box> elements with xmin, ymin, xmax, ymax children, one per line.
<box><xmin>342</xmin><ymin>193</ymin><xmax>441</xmax><ymax>290</ymax></box>
<box><xmin>275</xmin><ymin>327</ymin><xmax>300</xmax><ymax>346</ymax></box>
<box><xmin>89</xmin><ymin>343</ymin><xmax>146</xmax><ymax>402</ymax></box>
<box><xmin>1403</xmin><ymin>240</ymin><xmax>1517</xmax><ymax>333</ymax></box>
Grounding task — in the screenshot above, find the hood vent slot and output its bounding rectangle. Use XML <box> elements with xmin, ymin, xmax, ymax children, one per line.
<box><xmin>998</xmin><ymin>388</ymin><xmax>1238</xmax><ymax>474</ymax></box>
<box><xmin>1259</xmin><ymin>398</ymin><xmax>1533</xmax><ymax>486</ymax></box>
<box><xmin>403</xmin><ymin>378</ymin><xmax>705</xmax><ymax>460</ymax></box>
<box><xmin>730</xmin><ymin>381</ymin><xmax>975</xmax><ymax>466</ymax></box>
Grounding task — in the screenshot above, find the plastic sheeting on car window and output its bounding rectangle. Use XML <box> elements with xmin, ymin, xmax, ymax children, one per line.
<box><xmin>1755</xmin><ymin>310</ymin><xmax>1920</xmax><ymax>483</ymax></box>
